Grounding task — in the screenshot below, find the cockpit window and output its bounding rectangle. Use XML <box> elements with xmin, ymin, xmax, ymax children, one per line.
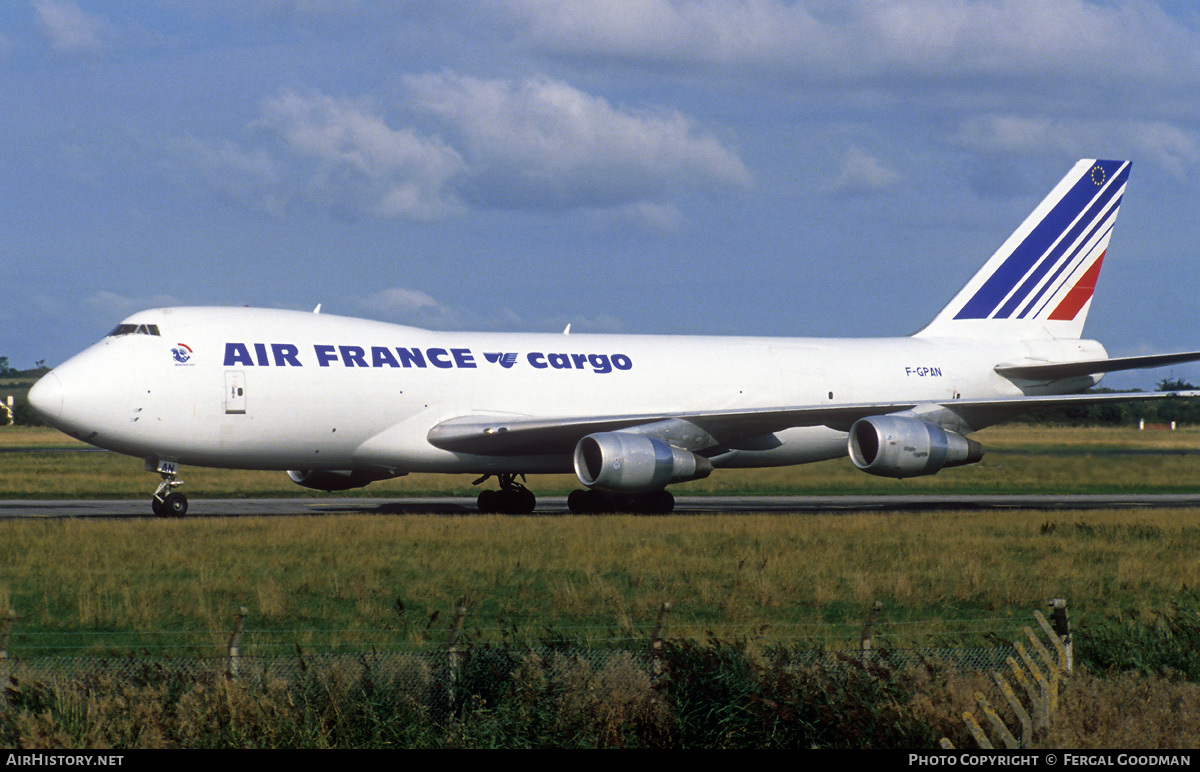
<box><xmin>106</xmin><ymin>323</ymin><xmax>162</xmax><ymax>337</ymax></box>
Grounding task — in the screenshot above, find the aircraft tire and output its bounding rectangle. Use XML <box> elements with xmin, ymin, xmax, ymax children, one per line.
<box><xmin>514</xmin><ymin>488</ymin><xmax>536</xmax><ymax>514</ymax></box>
<box><xmin>568</xmin><ymin>489</ymin><xmax>598</xmax><ymax>514</ymax></box>
<box><xmin>152</xmin><ymin>497</ymin><xmax>167</xmax><ymax>517</ymax></box>
<box><xmin>163</xmin><ymin>492</ymin><xmax>188</xmax><ymax>517</ymax></box>
<box><xmin>644</xmin><ymin>489</ymin><xmax>674</xmax><ymax>514</ymax></box>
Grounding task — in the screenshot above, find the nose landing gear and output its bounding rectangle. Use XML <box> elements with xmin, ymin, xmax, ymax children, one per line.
<box><xmin>149</xmin><ymin>460</ymin><xmax>188</xmax><ymax>517</ymax></box>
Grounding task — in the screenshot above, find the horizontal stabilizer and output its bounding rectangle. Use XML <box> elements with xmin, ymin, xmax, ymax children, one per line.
<box><xmin>995</xmin><ymin>351</ymin><xmax>1200</xmax><ymax>381</ymax></box>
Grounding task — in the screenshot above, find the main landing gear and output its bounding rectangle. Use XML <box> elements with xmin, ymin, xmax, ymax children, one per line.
<box><xmin>149</xmin><ymin>460</ymin><xmax>188</xmax><ymax>517</ymax></box>
<box><xmin>469</xmin><ymin>475</ymin><xmax>676</xmax><ymax>514</ymax></box>
<box><xmin>474</xmin><ymin>473</ymin><xmax>536</xmax><ymax>514</ymax></box>
<box><xmin>567</xmin><ymin>488</ymin><xmax>675</xmax><ymax>514</ymax></box>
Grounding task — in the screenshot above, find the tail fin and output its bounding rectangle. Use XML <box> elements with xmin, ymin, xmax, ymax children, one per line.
<box><xmin>916</xmin><ymin>159</ymin><xmax>1130</xmax><ymax>341</ymax></box>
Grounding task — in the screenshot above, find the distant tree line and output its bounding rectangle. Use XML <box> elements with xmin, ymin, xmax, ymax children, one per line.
<box><xmin>1</xmin><ymin>357</ymin><xmax>50</xmax><ymax>426</ymax></box>
<box><xmin>1004</xmin><ymin>379</ymin><xmax>1200</xmax><ymax>426</ymax></box>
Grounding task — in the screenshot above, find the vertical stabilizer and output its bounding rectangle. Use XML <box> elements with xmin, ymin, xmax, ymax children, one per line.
<box><xmin>916</xmin><ymin>159</ymin><xmax>1129</xmax><ymax>341</ymax></box>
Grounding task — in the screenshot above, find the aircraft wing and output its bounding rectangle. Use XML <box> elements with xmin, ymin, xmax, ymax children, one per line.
<box><xmin>995</xmin><ymin>351</ymin><xmax>1200</xmax><ymax>380</ymax></box>
<box><xmin>427</xmin><ymin>389</ymin><xmax>1200</xmax><ymax>456</ymax></box>
<box><xmin>427</xmin><ymin>403</ymin><xmax>920</xmax><ymax>456</ymax></box>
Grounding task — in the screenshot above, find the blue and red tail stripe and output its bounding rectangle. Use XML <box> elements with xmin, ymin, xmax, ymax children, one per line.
<box><xmin>953</xmin><ymin>160</ymin><xmax>1128</xmax><ymax>321</ymax></box>
<box><xmin>1047</xmin><ymin>252</ymin><xmax>1105</xmax><ymax>321</ymax></box>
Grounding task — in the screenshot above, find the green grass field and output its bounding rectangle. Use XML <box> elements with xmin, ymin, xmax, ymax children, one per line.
<box><xmin>3</xmin><ymin>421</ymin><xmax>1199</xmax><ymax>658</ymax></box>
<box><xmin>2</xmin><ymin>425</ymin><xmax>1198</xmax><ymax>651</ymax></box>
<box><xmin>2</xmin><ymin>508</ymin><xmax>1198</xmax><ymax>657</ymax></box>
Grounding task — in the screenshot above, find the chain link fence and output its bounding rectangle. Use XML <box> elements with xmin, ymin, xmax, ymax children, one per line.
<box><xmin>1</xmin><ymin>602</ymin><xmax>1055</xmax><ymax>709</ymax></box>
<box><xmin>1</xmin><ymin>643</ymin><xmax>1019</xmax><ymax>701</ymax></box>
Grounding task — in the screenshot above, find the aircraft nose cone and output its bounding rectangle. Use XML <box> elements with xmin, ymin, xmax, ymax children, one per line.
<box><xmin>28</xmin><ymin>371</ymin><xmax>63</xmax><ymax>421</ymax></box>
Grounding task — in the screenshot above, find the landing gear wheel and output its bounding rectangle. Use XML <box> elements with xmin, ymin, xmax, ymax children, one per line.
<box><xmin>568</xmin><ymin>489</ymin><xmax>675</xmax><ymax>514</ymax></box>
<box><xmin>162</xmin><ymin>492</ymin><xmax>188</xmax><ymax>516</ymax></box>
<box><xmin>150</xmin><ymin>461</ymin><xmax>187</xmax><ymax>517</ymax></box>
<box><xmin>477</xmin><ymin>489</ymin><xmax>499</xmax><ymax>514</ymax></box>
<box><xmin>641</xmin><ymin>489</ymin><xmax>674</xmax><ymax>514</ymax></box>
<box><xmin>152</xmin><ymin>491</ymin><xmax>189</xmax><ymax>517</ymax></box>
<box><xmin>568</xmin><ymin>488</ymin><xmax>600</xmax><ymax>514</ymax></box>
<box><xmin>473</xmin><ymin>473</ymin><xmax>537</xmax><ymax>514</ymax></box>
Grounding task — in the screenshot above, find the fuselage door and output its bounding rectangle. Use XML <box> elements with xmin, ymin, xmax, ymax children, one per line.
<box><xmin>224</xmin><ymin>370</ymin><xmax>247</xmax><ymax>415</ymax></box>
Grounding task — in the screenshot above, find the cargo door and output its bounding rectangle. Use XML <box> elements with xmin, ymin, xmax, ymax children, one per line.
<box><xmin>224</xmin><ymin>370</ymin><xmax>247</xmax><ymax>415</ymax></box>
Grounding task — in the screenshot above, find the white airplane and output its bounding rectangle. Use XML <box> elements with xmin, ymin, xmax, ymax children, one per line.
<box><xmin>28</xmin><ymin>158</ymin><xmax>1200</xmax><ymax>516</ymax></box>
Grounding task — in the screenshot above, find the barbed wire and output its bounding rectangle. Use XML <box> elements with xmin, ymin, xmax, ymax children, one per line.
<box><xmin>0</xmin><ymin>645</ymin><xmax>1020</xmax><ymax>697</ymax></box>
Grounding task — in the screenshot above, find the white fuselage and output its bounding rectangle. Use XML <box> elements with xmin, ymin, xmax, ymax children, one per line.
<box><xmin>31</xmin><ymin>307</ymin><xmax>1103</xmax><ymax>476</ymax></box>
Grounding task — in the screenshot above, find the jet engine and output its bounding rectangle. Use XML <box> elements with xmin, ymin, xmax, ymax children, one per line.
<box><xmin>573</xmin><ymin>432</ymin><xmax>713</xmax><ymax>492</ymax></box>
<box><xmin>847</xmin><ymin>415</ymin><xmax>983</xmax><ymax>478</ymax></box>
<box><xmin>287</xmin><ymin>468</ymin><xmax>405</xmax><ymax>491</ymax></box>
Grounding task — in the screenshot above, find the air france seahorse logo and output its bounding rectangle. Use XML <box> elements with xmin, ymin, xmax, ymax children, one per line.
<box><xmin>483</xmin><ymin>352</ymin><xmax>519</xmax><ymax>369</ymax></box>
<box><xmin>172</xmin><ymin>343</ymin><xmax>194</xmax><ymax>365</ymax></box>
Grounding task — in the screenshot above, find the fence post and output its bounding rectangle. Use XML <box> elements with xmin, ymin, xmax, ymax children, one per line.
<box><xmin>446</xmin><ymin>605</ymin><xmax>466</xmax><ymax>716</ymax></box>
<box><xmin>651</xmin><ymin>602</ymin><xmax>671</xmax><ymax>652</ymax></box>
<box><xmin>1</xmin><ymin>609</ymin><xmax>15</xmax><ymax>703</ymax></box>
<box><xmin>961</xmin><ymin>712</ymin><xmax>993</xmax><ymax>749</ymax></box>
<box><xmin>0</xmin><ymin>609</ymin><xmax>14</xmax><ymax>659</ymax></box>
<box><xmin>649</xmin><ymin>602</ymin><xmax>671</xmax><ymax>680</ymax></box>
<box><xmin>227</xmin><ymin>606</ymin><xmax>247</xmax><ymax>678</ymax></box>
<box><xmin>992</xmin><ymin>672</ymin><xmax>1032</xmax><ymax>747</ymax></box>
<box><xmin>948</xmin><ymin>600</ymin><xmax>1069</xmax><ymax>749</ymax></box>
<box><xmin>860</xmin><ymin>600</ymin><xmax>882</xmax><ymax>664</ymax></box>
<box><xmin>1048</xmin><ymin>599</ymin><xmax>1072</xmax><ymax>674</ymax></box>
<box><xmin>976</xmin><ymin>692</ymin><xmax>1018</xmax><ymax>749</ymax></box>
<box><xmin>1014</xmin><ymin>642</ymin><xmax>1050</xmax><ymax>735</ymax></box>
<box><xmin>1025</xmin><ymin>627</ymin><xmax>1060</xmax><ymax>712</ymax></box>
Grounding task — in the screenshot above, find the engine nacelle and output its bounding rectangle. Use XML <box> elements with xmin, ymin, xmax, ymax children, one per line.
<box><xmin>847</xmin><ymin>415</ymin><xmax>983</xmax><ymax>479</ymax></box>
<box><xmin>574</xmin><ymin>432</ymin><xmax>713</xmax><ymax>492</ymax></box>
<box><xmin>287</xmin><ymin>468</ymin><xmax>404</xmax><ymax>492</ymax></box>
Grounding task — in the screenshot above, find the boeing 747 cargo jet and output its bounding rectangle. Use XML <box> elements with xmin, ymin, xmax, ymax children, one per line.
<box><xmin>28</xmin><ymin>159</ymin><xmax>1200</xmax><ymax>516</ymax></box>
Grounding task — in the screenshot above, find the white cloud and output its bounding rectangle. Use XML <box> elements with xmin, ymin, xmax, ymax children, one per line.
<box><xmin>502</xmin><ymin>0</ymin><xmax>1200</xmax><ymax>84</ymax></box>
<box><xmin>356</xmin><ymin>287</ymin><xmax>556</xmax><ymax>332</ymax></box>
<box><xmin>86</xmin><ymin>291</ymin><xmax>185</xmax><ymax>318</ymax></box>
<box><xmin>956</xmin><ymin>115</ymin><xmax>1078</xmax><ymax>154</ymax></box>
<box><xmin>404</xmin><ymin>72</ymin><xmax>751</xmax><ymax>209</ymax></box>
<box><xmin>200</xmin><ymin>76</ymin><xmax>748</xmax><ymax>223</ymax></box>
<box><xmin>956</xmin><ymin>115</ymin><xmax>1200</xmax><ymax>178</ymax></box>
<box><xmin>34</xmin><ymin>0</ymin><xmax>112</xmax><ymax>54</ymax></box>
<box><xmin>351</xmin><ymin>286</ymin><xmax>628</xmax><ymax>332</ymax></box>
<box><xmin>254</xmin><ymin>90</ymin><xmax>467</xmax><ymax>220</ymax></box>
<box><xmin>1124</xmin><ymin>122</ymin><xmax>1200</xmax><ymax>180</ymax></box>
<box><xmin>827</xmin><ymin>148</ymin><xmax>900</xmax><ymax>194</ymax></box>
<box><xmin>357</xmin><ymin>287</ymin><xmax>443</xmax><ymax>314</ymax></box>
<box><xmin>165</xmin><ymin>136</ymin><xmax>284</xmax><ymax>215</ymax></box>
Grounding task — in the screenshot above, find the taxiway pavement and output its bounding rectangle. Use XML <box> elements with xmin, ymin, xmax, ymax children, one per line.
<box><xmin>5</xmin><ymin>493</ymin><xmax>1200</xmax><ymax>518</ymax></box>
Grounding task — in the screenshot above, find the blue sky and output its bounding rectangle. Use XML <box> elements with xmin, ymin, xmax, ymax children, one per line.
<box><xmin>3</xmin><ymin>1</ymin><xmax>1199</xmax><ymax>388</ymax></box>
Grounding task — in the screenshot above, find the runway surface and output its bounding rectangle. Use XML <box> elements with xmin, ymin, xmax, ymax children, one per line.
<box><xmin>5</xmin><ymin>493</ymin><xmax>1200</xmax><ymax>518</ymax></box>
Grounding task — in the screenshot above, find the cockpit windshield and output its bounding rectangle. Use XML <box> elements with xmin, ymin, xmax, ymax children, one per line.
<box><xmin>105</xmin><ymin>323</ymin><xmax>161</xmax><ymax>337</ymax></box>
